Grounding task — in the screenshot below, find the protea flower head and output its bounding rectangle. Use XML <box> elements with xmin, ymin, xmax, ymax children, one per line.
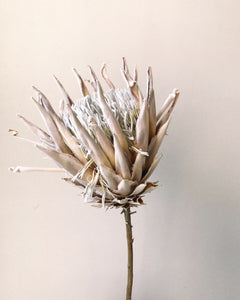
<box><xmin>9</xmin><ymin>58</ymin><xmax>179</xmax><ymax>209</ymax></box>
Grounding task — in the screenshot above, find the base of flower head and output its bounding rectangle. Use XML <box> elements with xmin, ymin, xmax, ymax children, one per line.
<box><xmin>64</xmin><ymin>176</ymin><xmax>159</xmax><ymax>209</ymax></box>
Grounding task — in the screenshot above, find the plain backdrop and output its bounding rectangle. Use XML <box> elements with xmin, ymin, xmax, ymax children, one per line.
<box><xmin>1</xmin><ymin>0</ymin><xmax>240</xmax><ymax>299</ymax></box>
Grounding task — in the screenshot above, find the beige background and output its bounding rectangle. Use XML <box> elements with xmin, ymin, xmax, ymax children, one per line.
<box><xmin>1</xmin><ymin>0</ymin><xmax>240</xmax><ymax>299</ymax></box>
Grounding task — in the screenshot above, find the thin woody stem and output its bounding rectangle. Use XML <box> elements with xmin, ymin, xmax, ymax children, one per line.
<box><xmin>124</xmin><ymin>207</ymin><xmax>133</xmax><ymax>300</ymax></box>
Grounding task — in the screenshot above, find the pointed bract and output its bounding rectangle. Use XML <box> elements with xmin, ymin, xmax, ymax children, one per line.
<box><xmin>72</xmin><ymin>68</ymin><xmax>90</xmax><ymax>97</ymax></box>
<box><xmin>146</xmin><ymin>119</ymin><xmax>170</xmax><ymax>170</ymax></box>
<box><xmin>147</xmin><ymin>67</ymin><xmax>157</xmax><ymax>140</ymax></box>
<box><xmin>101</xmin><ymin>64</ymin><xmax>115</xmax><ymax>89</ymax></box>
<box><xmin>114</xmin><ymin>135</ymin><xmax>131</xmax><ymax>179</ymax></box>
<box><xmin>32</xmin><ymin>97</ymin><xmax>72</xmax><ymax>154</ymax></box>
<box><xmin>36</xmin><ymin>145</ymin><xmax>92</xmax><ymax>182</ymax></box>
<box><xmin>53</xmin><ymin>75</ymin><xmax>74</xmax><ymax>105</ymax></box>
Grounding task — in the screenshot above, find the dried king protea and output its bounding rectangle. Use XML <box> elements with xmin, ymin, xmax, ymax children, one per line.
<box><xmin>9</xmin><ymin>58</ymin><xmax>179</xmax><ymax>300</ymax></box>
<box><xmin>10</xmin><ymin>58</ymin><xmax>179</xmax><ymax>208</ymax></box>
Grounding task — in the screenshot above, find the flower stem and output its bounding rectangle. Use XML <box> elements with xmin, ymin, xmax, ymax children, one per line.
<box><xmin>124</xmin><ymin>207</ymin><xmax>133</xmax><ymax>300</ymax></box>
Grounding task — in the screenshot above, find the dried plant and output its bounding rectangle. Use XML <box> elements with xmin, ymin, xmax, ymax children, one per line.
<box><xmin>9</xmin><ymin>58</ymin><xmax>179</xmax><ymax>300</ymax></box>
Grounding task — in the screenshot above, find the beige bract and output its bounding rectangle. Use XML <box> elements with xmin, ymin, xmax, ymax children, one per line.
<box><xmin>10</xmin><ymin>59</ymin><xmax>179</xmax><ymax>209</ymax></box>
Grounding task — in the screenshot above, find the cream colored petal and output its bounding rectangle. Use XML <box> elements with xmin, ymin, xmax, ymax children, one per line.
<box><xmin>156</xmin><ymin>92</ymin><xmax>175</xmax><ymax>120</ymax></box>
<box><xmin>115</xmin><ymin>179</ymin><xmax>135</xmax><ymax>196</ymax></box>
<box><xmin>101</xmin><ymin>64</ymin><xmax>115</xmax><ymax>89</ymax></box>
<box><xmin>53</xmin><ymin>74</ymin><xmax>74</xmax><ymax>105</ymax></box>
<box><xmin>17</xmin><ymin>114</ymin><xmax>52</xmax><ymax>143</ymax></box>
<box><xmin>157</xmin><ymin>90</ymin><xmax>179</xmax><ymax>129</ymax></box>
<box><xmin>142</xmin><ymin>182</ymin><xmax>159</xmax><ymax>194</ymax></box>
<box><xmin>89</xmin><ymin>119</ymin><xmax>115</xmax><ymax>168</ymax></box>
<box><xmin>130</xmin><ymin>183</ymin><xmax>147</xmax><ymax>196</ymax></box>
<box><xmin>52</xmin><ymin>115</ymin><xmax>88</xmax><ymax>164</ymax></box>
<box><xmin>59</xmin><ymin>99</ymin><xmax>65</xmax><ymax>119</ymax></box>
<box><xmin>114</xmin><ymin>135</ymin><xmax>131</xmax><ymax>179</ymax></box>
<box><xmin>72</xmin><ymin>67</ymin><xmax>90</xmax><ymax>97</ymax></box>
<box><xmin>36</xmin><ymin>145</ymin><xmax>92</xmax><ymax>181</ymax></box>
<box><xmin>33</xmin><ymin>86</ymin><xmax>57</xmax><ymax>117</ymax></box>
<box><xmin>135</xmin><ymin>98</ymin><xmax>149</xmax><ymax>152</ymax></box>
<box><xmin>156</xmin><ymin>89</ymin><xmax>179</xmax><ymax>125</ymax></box>
<box><xmin>145</xmin><ymin>119</ymin><xmax>170</xmax><ymax>170</ymax></box>
<box><xmin>100</xmin><ymin>165</ymin><xmax>121</xmax><ymax>190</ymax></box>
<box><xmin>146</xmin><ymin>67</ymin><xmax>156</xmax><ymax>140</ymax></box>
<box><xmin>148</xmin><ymin>135</ymin><xmax>156</xmax><ymax>155</ymax></box>
<box><xmin>32</xmin><ymin>97</ymin><xmax>71</xmax><ymax>154</ymax></box>
<box><xmin>131</xmin><ymin>95</ymin><xmax>149</xmax><ymax>181</ymax></box>
<box><xmin>141</xmin><ymin>153</ymin><xmax>163</xmax><ymax>183</ymax></box>
<box><xmin>131</xmin><ymin>152</ymin><xmax>146</xmax><ymax>182</ymax></box>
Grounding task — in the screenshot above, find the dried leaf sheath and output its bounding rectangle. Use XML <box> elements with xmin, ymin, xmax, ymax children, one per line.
<box><xmin>10</xmin><ymin>59</ymin><xmax>179</xmax><ymax>208</ymax></box>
